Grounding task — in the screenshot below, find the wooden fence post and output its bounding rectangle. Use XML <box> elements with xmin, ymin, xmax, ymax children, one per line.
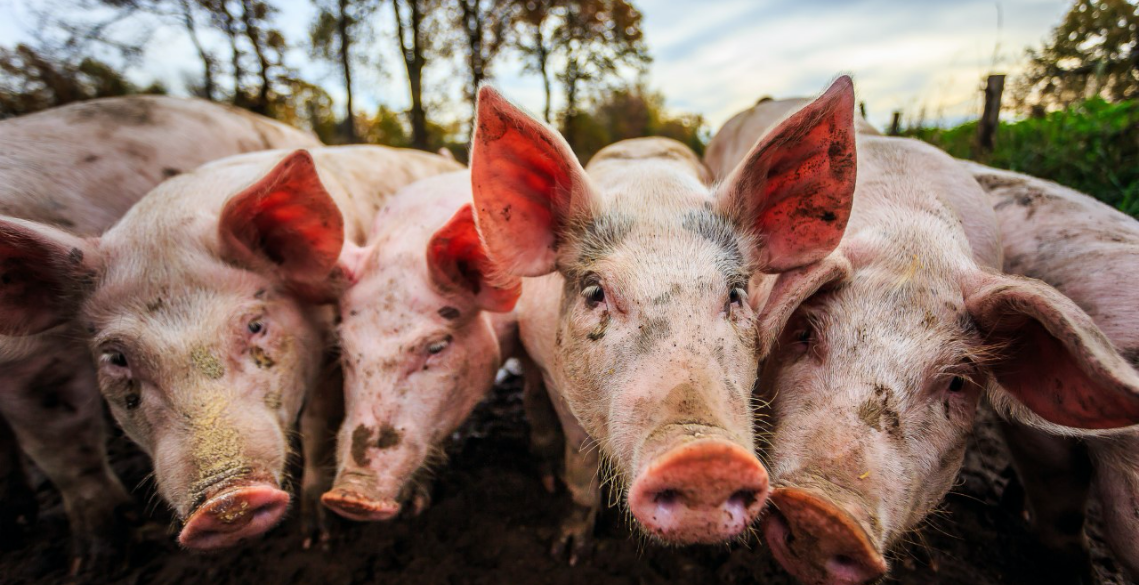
<box><xmin>888</xmin><ymin>111</ymin><xmax>901</xmax><ymax>136</ymax></box>
<box><xmin>977</xmin><ymin>74</ymin><xmax>1005</xmax><ymax>153</ymax></box>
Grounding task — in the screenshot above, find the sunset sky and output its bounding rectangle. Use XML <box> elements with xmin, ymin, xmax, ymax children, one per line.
<box><xmin>0</xmin><ymin>0</ymin><xmax>1071</xmax><ymax>131</ymax></box>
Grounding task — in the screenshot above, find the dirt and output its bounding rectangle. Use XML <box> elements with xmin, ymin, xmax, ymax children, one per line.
<box><xmin>0</xmin><ymin>375</ymin><xmax>1131</xmax><ymax>585</ymax></box>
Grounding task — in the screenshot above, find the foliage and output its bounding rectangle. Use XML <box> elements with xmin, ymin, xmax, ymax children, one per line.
<box><xmin>0</xmin><ymin>44</ymin><xmax>165</xmax><ymax>118</ymax></box>
<box><xmin>563</xmin><ymin>83</ymin><xmax>707</xmax><ymax>163</ymax></box>
<box><xmin>1014</xmin><ymin>0</ymin><xmax>1139</xmax><ymax>112</ymax></box>
<box><xmin>906</xmin><ymin>97</ymin><xmax>1139</xmax><ymax>217</ymax></box>
<box><xmin>309</xmin><ymin>0</ymin><xmax>381</xmax><ymax>142</ymax></box>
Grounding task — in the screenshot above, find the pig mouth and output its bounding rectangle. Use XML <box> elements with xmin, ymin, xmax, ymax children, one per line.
<box><xmin>178</xmin><ymin>474</ymin><xmax>290</xmax><ymax>550</ymax></box>
<box><xmin>321</xmin><ymin>487</ymin><xmax>402</xmax><ymax>522</ymax></box>
<box><xmin>762</xmin><ymin>487</ymin><xmax>887</xmax><ymax>585</ymax></box>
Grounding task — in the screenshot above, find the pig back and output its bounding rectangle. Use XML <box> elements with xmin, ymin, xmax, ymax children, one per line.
<box><xmin>705</xmin><ymin>96</ymin><xmax>879</xmax><ymax>181</ymax></box>
<box><xmin>968</xmin><ymin>161</ymin><xmax>1139</xmax><ymax>365</ymax></box>
<box><xmin>0</xmin><ymin>95</ymin><xmax>321</xmax><ymax>236</ymax></box>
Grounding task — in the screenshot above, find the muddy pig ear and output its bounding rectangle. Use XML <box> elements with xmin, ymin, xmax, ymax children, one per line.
<box><xmin>0</xmin><ymin>217</ymin><xmax>100</xmax><ymax>335</ymax></box>
<box><xmin>219</xmin><ymin>150</ymin><xmax>345</xmax><ymax>302</ymax></box>
<box><xmin>427</xmin><ymin>203</ymin><xmax>521</xmax><ymax>313</ymax></box>
<box><xmin>469</xmin><ymin>85</ymin><xmax>595</xmax><ymax>278</ymax></box>
<box><xmin>966</xmin><ymin>272</ymin><xmax>1139</xmax><ymax>430</ymax></box>
<box><xmin>718</xmin><ymin>75</ymin><xmax>857</xmax><ymax>273</ymax></box>
<box><xmin>755</xmin><ymin>252</ymin><xmax>852</xmax><ymax>358</ymax></box>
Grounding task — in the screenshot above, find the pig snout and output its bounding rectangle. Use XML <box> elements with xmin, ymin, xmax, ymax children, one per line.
<box><xmin>321</xmin><ymin>488</ymin><xmax>401</xmax><ymax>522</ymax></box>
<box><xmin>627</xmin><ymin>439</ymin><xmax>769</xmax><ymax>544</ymax></box>
<box><xmin>762</xmin><ymin>488</ymin><xmax>887</xmax><ymax>585</ymax></box>
<box><xmin>178</xmin><ymin>478</ymin><xmax>290</xmax><ymax>550</ymax></box>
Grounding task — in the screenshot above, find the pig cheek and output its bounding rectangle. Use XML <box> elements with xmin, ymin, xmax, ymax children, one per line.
<box><xmin>556</xmin><ymin>314</ymin><xmax>617</xmax><ymax>437</ymax></box>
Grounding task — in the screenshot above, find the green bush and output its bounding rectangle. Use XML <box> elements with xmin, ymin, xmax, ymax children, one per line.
<box><xmin>906</xmin><ymin>98</ymin><xmax>1139</xmax><ymax>217</ymax></box>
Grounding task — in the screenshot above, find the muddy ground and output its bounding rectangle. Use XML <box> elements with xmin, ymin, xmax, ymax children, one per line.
<box><xmin>0</xmin><ymin>374</ymin><xmax>1130</xmax><ymax>585</ymax></box>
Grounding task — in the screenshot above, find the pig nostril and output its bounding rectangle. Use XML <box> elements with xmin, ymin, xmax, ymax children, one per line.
<box><xmin>653</xmin><ymin>489</ymin><xmax>681</xmax><ymax>506</ymax></box>
<box><xmin>833</xmin><ymin>554</ymin><xmax>856</xmax><ymax>569</ymax></box>
<box><xmin>729</xmin><ymin>489</ymin><xmax>758</xmax><ymax>508</ymax></box>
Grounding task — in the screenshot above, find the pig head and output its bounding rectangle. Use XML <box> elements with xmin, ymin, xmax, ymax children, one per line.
<box><xmin>323</xmin><ymin>171</ymin><xmax>521</xmax><ymax>521</ymax></box>
<box><xmin>747</xmin><ymin>136</ymin><xmax>1139</xmax><ymax>585</ymax></box>
<box><xmin>0</xmin><ymin>151</ymin><xmax>344</xmax><ymax>549</ymax></box>
<box><xmin>470</xmin><ymin>78</ymin><xmax>858</xmax><ymax>544</ymax></box>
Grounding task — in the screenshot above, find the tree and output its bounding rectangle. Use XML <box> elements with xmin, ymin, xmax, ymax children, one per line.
<box><xmin>452</xmin><ymin>0</ymin><xmax>517</xmax><ymax>132</ymax></box>
<box><xmin>551</xmin><ymin>0</ymin><xmax>650</xmax><ymax>139</ymax></box>
<box><xmin>392</xmin><ymin>0</ymin><xmax>441</xmax><ymax>150</ymax></box>
<box><xmin>562</xmin><ymin>83</ymin><xmax>706</xmax><ymax>163</ymax></box>
<box><xmin>0</xmin><ymin>43</ymin><xmax>164</xmax><ymax>118</ymax></box>
<box><xmin>178</xmin><ymin>0</ymin><xmax>218</xmax><ymax>100</ymax></box>
<box><xmin>514</xmin><ymin>0</ymin><xmax>559</xmax><ymax>122</ymax></box>
<box><xmin>1015</xmin><ymin>0</ymin><xmax>1139</xmax><ymax>112</ymax></box>
<box><xmin>310</xmin><ymin>0</ymin><xmax>378</xmax><ymax>142</ymax></box>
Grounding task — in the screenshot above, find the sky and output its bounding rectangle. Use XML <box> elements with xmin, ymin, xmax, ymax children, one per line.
<box><xmin>0</xmin><ymin>0</ymin><xmax>1071</xmax><ymax>131</ymax></box>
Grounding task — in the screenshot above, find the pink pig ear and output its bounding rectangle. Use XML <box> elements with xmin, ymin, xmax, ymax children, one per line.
<box><xmin>755</xmin><ymin>252</ymin><xmax>853</xmax><ymax>358</ymax></box>
<box><xmin>719</xmin><ymin>76</ymin><xmax>857</xmax><ymax>273</ymax></box>
<box><xmin>966</xmin><ymin>272</ymin><xmax>1139</xmax><ymax>430</ymax></box>
<box><xmin>470</xmin><ymin>86</ymin><xmax>594</xmax><ymax>277</ymax></box>
<box><xmin>427</xmin><ymin>204</ymin><xmax>521</xmax><ymax>313</ymax></box>
<box><xmin>219</xmin><ymin>150</ymin><xmax>345</xmax><ymax>302</ymax></box>
<box><xmin>0</xmin><ymin>217</ymin><xmax>99</xmax><ymax>335</ymax></box>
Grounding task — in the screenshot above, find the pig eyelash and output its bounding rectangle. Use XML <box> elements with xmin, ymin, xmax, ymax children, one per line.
<box><xmin>581</xmin><ymin>284</ymin><xmax>606</xmax><ymax>309</ymax></box>
<box><xmin>426</xmin><ymin>335</ymin><xmax>453</xmax><ymax>355</ymax></box>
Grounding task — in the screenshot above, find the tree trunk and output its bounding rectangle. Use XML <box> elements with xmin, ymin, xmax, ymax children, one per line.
<box><xmin>561</xmin><ymin>57</ymin><xmax>580</xmax><ymax>141</ymax></box>
<box><xmin>180</xmin><ymin>0</ymin><xmax>214</xmax><ymax>101</ymax></box>
<box><xmin>218</xmin><ymin>4</ymin><xmax>244</xmax><ymax>105</ymax></box>
<box><xmin>338</xmin><ymin>0</ymin><xmax>356</xmax><ymax>142</ymax></box>
<box><xmin>239</xmin><ymin>0</ymin><xmax>273</xmax><ymax>115</ymax></box>
<box><xmin>394</xmin><ymin>0</ymin><xmax>428</xmax><ymax>150</ymax></box>
<box><xmin>537</xmin><ymin>29</ymin><xmax>551</xmax><ymax>123</ymax></box>
<box><xmin>461</xmin><ymin>0</ymin><xmax>483</xmax><ymax>134</ymax></box>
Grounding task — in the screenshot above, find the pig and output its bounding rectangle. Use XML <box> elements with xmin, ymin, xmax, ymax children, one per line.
<box><xmin>967</xmin><ymin>161</ymin><xmax>1139</xmax><ymax>580</ymax></box>
<box><xmin>0</xmin><ymin>95</ymin><xmax>320</xmax><ymax>570</ymax></box>
<box><xmin>706</xmin><ymin>95</ymin><xmax>1139</xmax><ymax>585</ymax></box>
<box><xmin>319</xmin><ymin>170</ymin><xmax>522</xmax><ymax>522</ymax></box>
<box><xmin>0</xmin><ymin>145</ymin><xmax>460</xmax><ymax>551</ymax></box>
<box><xmin>468</xmin><ymin>79</ymin><xmax>858</xmax><ymax>558</ymax></box>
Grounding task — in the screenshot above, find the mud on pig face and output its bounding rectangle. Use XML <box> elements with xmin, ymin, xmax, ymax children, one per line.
<box><xmin>0</xmin><ymin>151</ymin><xmax>345</xmax><ymax>549</ymax></box>
<box><xmin>469</xmin><ymin>78</ymin><xmax>858</xmax><ymax>544</ymax></box>
<box><xmin>323</xmin><ymin>183</ymin><xmax>520</xmax><ymax>521</ymax></box>
<box><xmin>756</xmin><ymin>211</ymin><xmax>1139</xmax><ymax>585</ymax></box>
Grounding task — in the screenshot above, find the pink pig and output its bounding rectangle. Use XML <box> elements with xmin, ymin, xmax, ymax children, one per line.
<box><xmin>707</xmin><ymin>95</ymin><xmax>1139</xmax><ymax>585</ymax></box>
<box><xmin>469</xmin><ymin>80</ymin><xmax>858</xmax><ymax>557</ymax></box>
<box><xmin>0</xmin><ymin>95</ymin><xmax>320</xmax><ymax>570</ymax></box>
<box><xmin>968</xmin><ymin>161</ymin><xmax>1139</xmax><ymax>580</ymax></box>
<box><xmin>0</xmin><ymin>145</ymin><xmax>458</xmax><ymax>551</ymax></box>
<box><xmin>319</xmin><ymin>170</ymin><xmax>521</xmax><ymax>522</ymax></box>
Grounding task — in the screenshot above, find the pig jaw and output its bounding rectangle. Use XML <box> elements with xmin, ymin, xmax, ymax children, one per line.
<box><xmin>327</xmin><ymin>294</ymin><xmax>503</xmax><ymax>521</ymax></box>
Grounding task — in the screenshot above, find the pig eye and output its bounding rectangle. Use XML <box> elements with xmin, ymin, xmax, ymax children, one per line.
<box><xmin>124</xmin><ymin>394</ymin><xmax>141</xmax><ymax>410</ymax></box>
<box><xmin>427</xmin><ymin>336</ymin><xmax>452</xmax><ymax>355</ymax></box>
<box><xmin>948</xmin><ymin>376</ymin><xmax>965</xmax><ymax>392</ymax></box>
<box><xmin>728</xmin><ymin>287</ymin><xmax>746</xmax><ymax>308</ymax></box>
<box><xmin>106</xmin><ymin>351</ymin><xmax>128</xmax><ymax>368</ymax></box>
<box><xmin>248</xmin><ymin>320</ymin><xmax>265</xmax><ymax>335</ymax></box>
<box><xmin>582</xmin><ymin>284</ymin><xmax>606</xmax><ymax>309</ymax></box>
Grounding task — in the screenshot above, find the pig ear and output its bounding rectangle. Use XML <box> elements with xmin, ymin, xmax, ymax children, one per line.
<box><xmin>718</xmin><ymin>76</ymin><xmax>857</xmax><ymax>273</ymax></box>
<box><xmin>470</xmin><ymin>86</ymin><xmax>594</xmax><ymax>277</ymax></box>
<box><xmin>427</xmin><ymin>204</ymin><xmax>521</xmax><ymax>313</ymax></box>
<box><xmin>966</xmin><ymin>272</ymin><xmax>1139</xmax><ymax>430</ymax></box>
<box><xmin>0</xmin><ymin>217</ymin><xmax>99</xmax><ymax>335</ymax></box>
<box><xmin>755</xmin><ymin>252</ymin><xmax>852</xmax><ymax>358</ymax></box>
<box><xmin>219</xmin><ymin>150</ymin><xmax>345</xmax><ymax>302</ymax></box>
